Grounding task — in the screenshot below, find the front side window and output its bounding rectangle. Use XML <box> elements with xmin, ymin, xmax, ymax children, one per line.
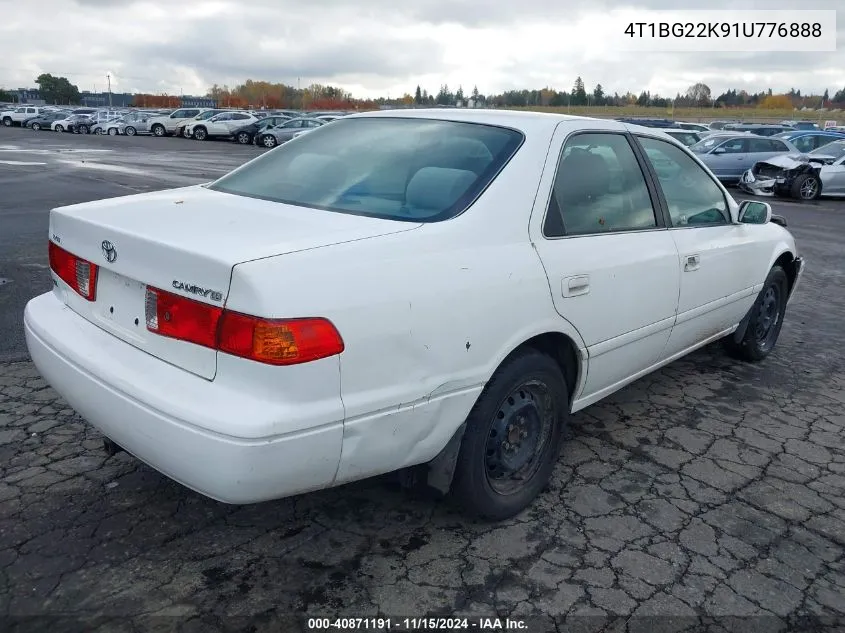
<box><xmin>209</xmin><ymin>117</ymin><xmax>523</xmax><ymax>222</ymax></box>
<box><xmin>716</xmin><ymin>138</ymin><xmax>747</xmax><ymax>154</ymax></box>
<box><xmin>637</xmin><ymin>136</ymin><xmax>729</xmax><ymax>227</ymax></box>
<box><xmin>543</xmin><ymin>133</ymin><xmax>657</xmax><ymax>237</ymax></box>
<box><xmin>790</xmin><ymin>136</ymin><xmax>815</xmax><ymax>153</ymax></box>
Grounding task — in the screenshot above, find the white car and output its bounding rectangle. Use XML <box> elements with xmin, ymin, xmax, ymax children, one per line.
<box><xmin>24</xmin><ymin>110</ymin><xmax>805</xmax><ymax>520</ymax></box>
<box><xmin>2</xmin><ymin>105</ymin><xmax>46</xmax><ymax>127</ymax></box>
<box><xmin>184</xmin><ymin>111</ymin><xmax>258</xmax><ymax>140</ymax></box>
<box><xmin>148</xmin><ymin>107</ymin><xmax>209</xmax><ymax>137</ymax></box>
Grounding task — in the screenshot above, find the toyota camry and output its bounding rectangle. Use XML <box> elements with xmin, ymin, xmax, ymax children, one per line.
<box><xmin>24</xmin><ymin>109</ymin><xmax>805</xmax><ymax>520</ymax></box>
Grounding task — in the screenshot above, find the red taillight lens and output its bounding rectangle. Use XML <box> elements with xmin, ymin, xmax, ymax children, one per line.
<box><xmin>145</xmin><ymin>286</ymin><xmax>222</xmax><ymax>349</ymax></box>
<box><xmin>48</xmin><ymin>241</ymin><xmax>98</xmax><ymax>301</ymax></box>
<box><xmin>218</xmin><ymin>312</ymin><xmax>344</xmax><ymax>365</ymax></box>
<box><xmin>144</xmin><ymin>286</ymin><xmax>344</xmax><ymax>365</ymax></box>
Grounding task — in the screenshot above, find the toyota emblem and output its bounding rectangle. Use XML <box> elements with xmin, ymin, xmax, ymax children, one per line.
<box><xmin>101</xmin><ymin>240</ymin><xmax>117</xmax><ymax>263</ymax></box>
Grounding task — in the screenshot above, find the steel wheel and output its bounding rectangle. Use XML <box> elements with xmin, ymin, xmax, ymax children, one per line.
<box><xmin>754</xmin><ymin>285</ymin><xmax>781</xmax><ymax>353</ymax></box>
<box><xmin>484</xmin><ymin>380</ymin><xmax>555</xmax><ymax>496</ymax></box>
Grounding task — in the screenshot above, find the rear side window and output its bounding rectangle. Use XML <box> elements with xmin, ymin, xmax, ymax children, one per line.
<box><xmin>209</xmin><ymin>117</ymin><xmax>524</xmax><ymax>222</ymax></box>
<box><xmin>543</xmin><ymin>133</ymin><xmax>657</xmax><ymax>237</ymax></box>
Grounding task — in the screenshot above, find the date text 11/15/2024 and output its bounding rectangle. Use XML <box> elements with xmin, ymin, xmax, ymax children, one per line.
<box><xmin>306</xmin><ymin>617</ymin><xmax>528</xmax><ymax>631</ymax></box>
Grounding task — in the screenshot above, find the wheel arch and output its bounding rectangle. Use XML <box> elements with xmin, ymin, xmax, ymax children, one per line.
<box><xmin>733</xmin><ymin>248</ymin><xmax>797</xmax><ymax>343</ymax></box>
<box><xmin>424</xmin><ymin>329</ymin><xmax>584</xmax><ymax>494</ymax></box>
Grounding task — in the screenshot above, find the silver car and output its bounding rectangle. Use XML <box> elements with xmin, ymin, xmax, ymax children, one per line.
<box><xmin>105</xmin><ymin>112</ymin><xmax>153</xmax><ymax>136</ymax></box>
<box><xmin>255</xmin><ymin>117</ymin><xmax>326</xmax><ymax>148</ymax></box>
<box><xmin>689</xmin><ymin>134</ymin><xmax>798</xmax><ymax>184</ymax></box>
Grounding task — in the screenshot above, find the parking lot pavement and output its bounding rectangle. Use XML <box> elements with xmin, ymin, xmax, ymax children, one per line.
<box><xmin>1</xmin><ymin>128</ymin><xmax>844</xmax><ymax>631</ymax></box>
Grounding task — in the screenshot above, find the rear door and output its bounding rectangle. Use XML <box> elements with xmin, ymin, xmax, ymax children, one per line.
<box><xmin>634</xmin><ymin>135</ymin><xmax>766</xmax><ymax>358</ymax></box>
<box><xmin>531</xmin><ymin>124</ymin><xmax>680</xmax><ymax>402</ymax></box>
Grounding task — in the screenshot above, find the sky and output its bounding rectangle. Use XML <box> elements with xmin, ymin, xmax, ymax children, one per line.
<box><xmin>0</xmin><ymin>0</ymin><xmax>842</xmax><ymax>100</ymax></box>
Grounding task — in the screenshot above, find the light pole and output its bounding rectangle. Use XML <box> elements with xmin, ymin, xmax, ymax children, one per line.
<box><xmin>107</xmin><ymin>73</ymin><xmax>112</xmax><ymax>107</ymax></box>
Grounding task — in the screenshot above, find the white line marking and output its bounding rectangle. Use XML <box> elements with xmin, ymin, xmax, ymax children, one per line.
<box><xmin>0</xmin><ymin>160</ymin><xmax>47</xmax><ymax>165</ymax></box>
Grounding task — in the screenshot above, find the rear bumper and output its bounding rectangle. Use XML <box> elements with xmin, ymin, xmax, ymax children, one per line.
<box><xmin>24</xmin><ymin>291</ymin><xmax>343</xmax><ymax>504</ymax></box>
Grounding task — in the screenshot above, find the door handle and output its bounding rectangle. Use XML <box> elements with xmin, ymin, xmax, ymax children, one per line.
<box><xmin>684</xmin><ymin>254</ymin><xmax>700</xmax><ymax>272</ymax></box>
<box><xmin>562</xmin><ymin>275</ymin><xmax>590</xmax><ymax>297</ymax></box>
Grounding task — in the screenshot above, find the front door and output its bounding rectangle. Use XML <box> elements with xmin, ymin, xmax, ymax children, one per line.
<box><xmin>531</xmin><ymin>125</ymin><xmax>681</xmax><ymax>405</ymax></box>
<box><xmin>634</xmin><ymin>135</ymin><xmax>766</xmax><ymax>358</ymax></box>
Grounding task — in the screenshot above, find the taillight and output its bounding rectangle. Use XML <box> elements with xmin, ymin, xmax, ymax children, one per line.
<box><xmin>48</xmin><ymin>241</ymin><xmax>99</xmax><ymax>301</ymax></box>
<box><xmin>145</xmin><ymin>287</ymin><xmax>222</xmax><ymax>348</ymax></box>
<box><xmin>218</xmin><ymin>312</ymin><xmax>345</xmax><ymax>365</ymax></box>
<box><xmin>145</xmin><ymin>286</ymin><xmax>344</xmax><ymax>365</ymax></box>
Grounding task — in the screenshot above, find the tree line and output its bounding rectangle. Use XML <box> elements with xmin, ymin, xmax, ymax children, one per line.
<box><xmin>4</xmin><ymin>72</ymin><xmax>845</xmax><ymax>112</ymax></box>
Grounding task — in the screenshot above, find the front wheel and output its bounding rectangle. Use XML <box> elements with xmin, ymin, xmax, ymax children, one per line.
<box><xmin>78</xmin><ymin>125</ymin><xmax>89</xmax><ymax>134</ymax></box>
<box><xmin>54</xmin><ymin>124</ymin><xmax>64</xmax><ymax>133</ymax></box>
<box><xmin>450</xmin><ymin>349</ymin><xmax>569</xmax><ymax>520</ymax></box>
<box><xmin>723</xmin><ymin>265</ymin><xmax>788</xmax><ymax>362</ymax></box>
<box><xmin>262</xmin><ymin>135</ymin><xmax>276</xmax><ymax>148</ymax></box>
<box><xmin>193</xmin><ymin>127</ymin><xmax>207</xmax><ymax>140</ymax></box>
<box><xmin>31</xmin><ymin>123</ymin><xmax>41</xmax><ymax>130</ymax></box>
<box><xmin>124</xmin><ymin>126</ymin><xmax>136</xmax><ymax>136</ymax></box>
<box><xmin>791</xmin><ymin>173</ymin><xmax>821</xmax><ymax>201</ymax></box>
<box><xmin>151</xmin><ymin>124</ymin><xmax>165</xmax><ymax>137</ymax></box>
<box><xmin>1</xmin><ymin>117</ymin><xmax>11</xmax><ymax>126</ymax></box>
<box><xmin>236</xmin><ymin>131</ymin><xmax>251</xmax><ymax>144</ymax></box>
<box><xmin>108</xmin><ymin>127</ymin><xmax>118</xmax><ymax>136</ymax></box>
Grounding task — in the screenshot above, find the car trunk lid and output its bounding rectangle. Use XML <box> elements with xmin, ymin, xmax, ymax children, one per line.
<box><xmin>49</xmin><ymin>184</ymin><xmax>421</xmax><ymax>379</ymax></box>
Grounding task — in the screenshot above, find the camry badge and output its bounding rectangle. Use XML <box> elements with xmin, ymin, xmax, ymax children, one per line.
<box><xmin>101</xmin><ymin>240</ymin><xmax>117</xmax><ymax>263</ymax></box>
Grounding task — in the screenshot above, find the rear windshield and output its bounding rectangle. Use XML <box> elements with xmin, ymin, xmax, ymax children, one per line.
<box><xmin>208</xmin><ymin>117</ymin><xmax>524</xmax><ymax>222</ymax></box>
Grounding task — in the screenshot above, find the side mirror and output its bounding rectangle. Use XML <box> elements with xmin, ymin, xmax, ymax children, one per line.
<box><xmin>770</xmin><ymin>214</ymin><xmax>788</xmax><ymax>227</ymax></box>
<box><xmin>712</xmin><ymin>147</ymin><xmax>726</xmax><ymax>155</ymax></box>
<box><xmin>738</xmin><ymin>200</ymin><xmax>772</xmax><ymax>224</ymax></box>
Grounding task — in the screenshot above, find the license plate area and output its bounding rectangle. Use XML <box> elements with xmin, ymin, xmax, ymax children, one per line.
<box><xmin>94</xmin><ymin>269</ymin><xmax>148</xmax><ymax>338</ymax></box>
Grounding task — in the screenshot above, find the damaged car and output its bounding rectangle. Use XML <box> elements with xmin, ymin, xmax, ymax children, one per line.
<box><xmin>739</xmin><ymin>139</ymin><xmax>845</xmax><ymax>200</ymax></box>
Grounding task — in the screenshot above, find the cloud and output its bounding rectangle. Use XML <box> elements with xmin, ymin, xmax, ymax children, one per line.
<box><xmin>0</xmin><ymin>0</ymin><xmax>842</xmax><ymax>100</ymax></box>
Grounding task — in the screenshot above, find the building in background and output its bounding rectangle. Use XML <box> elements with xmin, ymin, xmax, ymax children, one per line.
<box><xmin>7</xmin><ymin>88</ymin><xmax>45</xmax><ymax>104</ymax></box>
<box><xmin>181</xmin><ymin>95</ymin><xmax>216</xmax><ymax>108</ymax></box>
<box><xmin>79</xmin><ymin>91</ymin><xmax>134</xmax><ymax>107</ymax></box>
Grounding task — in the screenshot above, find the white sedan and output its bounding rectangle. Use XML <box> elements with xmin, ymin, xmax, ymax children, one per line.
<box><xmin>24</xmin><ymin>110</ymin><xmax>805</xmax><ymax>520</ymax></box>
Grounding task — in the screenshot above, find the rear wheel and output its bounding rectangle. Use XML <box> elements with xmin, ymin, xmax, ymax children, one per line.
<box><xmin>1</xmin><ymin>117</ymin><xmax>11</xmax><ymax>126</ymax></box>
<box><xmin>125</xmin><ymin>126</ymin><xmax>136</xmax><ymax>136</ymax></box>
<box><xmin>78</xmin><ymin>124</ymin><xmax>89</xmax><ymax>134</ymax></box>
<box><xmin>450</xmin><ymin>349</ymin><xmax>568</xmax><ymax>520</ymax></box>
<box><xmin>236</xmin><ymin>131</ymin><xmax>251</xmax><ymax>144</ymax></box>
<box><xmin>31</xmin><ymin>122</ymin><xmax>41</xmax><ymax>130</ymax></box>
<box><xmin>262</xmin><ymin>134</ymin><xmax>276</xmax><ymax>148</ymax></box>
<box><xmin>723</xmin><ymin>265</ymin><xmax>788</xmax><ymax>362</ymax></box>
<box><xmin>54</xmin><ymin>124</ymin><xmax>64</xmax><ymax>133</ymax></box>
<box><xmin>108</xmin><ymin>127</ymin><xmax>118</xmax><ymax>136</ymax></box>
<box><xmin>151</xmin><ymin>124</ymin><xmax>165</xmax><ymax>137</ymax></box>
<box><xmin>791</xmin><ymin>173</ymin><xmax>821</xmax><ymax>200</ymax></box>
<box><xmin>193</xmin><ymin>127</ymin><xmax>207</xmax><ymax>140</ymax></box>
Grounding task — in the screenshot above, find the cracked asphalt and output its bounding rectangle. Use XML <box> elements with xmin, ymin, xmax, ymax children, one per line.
<box><xmin>1</xmin><ymin>127</ymin><xmax>844</xmax><ymax>633</ymax></box>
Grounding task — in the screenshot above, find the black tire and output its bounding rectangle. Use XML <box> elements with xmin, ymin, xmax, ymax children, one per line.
<box><xmin>790</xmin><ymin>173</ymin><xmax>821</xmax><ymax>201</ymax></box>
<box><xmin>262</xmin><ymin>134</ymin><xmax>276</xmax><ymax>148</ymax></box>
<box><xmin>54</xmin><ymin>124</ymin><xmax>64</xmax><ymax>133</ymax></box>
<box><xmin>31</xmin><ymin>122</ymin><xmax>40</xmax><ymax>130</ymax></box>
<box><xmin>1</xmin><ymin>117</ymin><xmax>11</xmax><ymax>127</ymax></box>
<box><xmin>450</xmin><ymin>349</ymin><xmax>569</xmax><ymax>520</ymax></box>
<box><xmin>723</xmin><ymin>265</ymin><xmax>789</xmax><ymax>362</ymax></box>
<box><xmin>193</xmin><ymin>127</ymin><xmax>207</xmax><ymax>140</ymax></box>
<box><xmin>108</xmin><ymin>127</ymin><xmax>118</xmax><ymax>136</ymax></box>
<box><xmin>151</xmin><ymin>124</ymin><xmax>165</xmax><ymax>137</ymax></box>
<box><xmin>78</xmin><ymin>125</ymin><xmax>89</xmax><ymax>134</ymax></box>
<box><xmin>125</xmin><ymin>126</ymin><xmax>136</xmax><ymax>136</ymax></box>
<box><xmin>236</xmin><ymin>131</ymin><xmax>251</xmax><ymax>144</ymax></box>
